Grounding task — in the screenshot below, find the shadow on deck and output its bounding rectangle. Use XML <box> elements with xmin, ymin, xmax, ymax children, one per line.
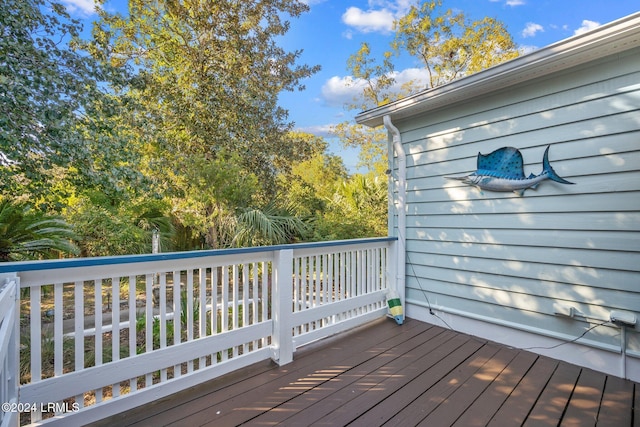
<box><xmin>92</xmin><ymin>318</ymin><xmax>639</xmax><ymax>426</ymax></box>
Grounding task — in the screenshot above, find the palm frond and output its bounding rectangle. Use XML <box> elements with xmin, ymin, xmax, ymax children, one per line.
<box><xmin>0</xmin><ymin>198</ymin><xmax>79</xmax><ymax>261</ymax></box>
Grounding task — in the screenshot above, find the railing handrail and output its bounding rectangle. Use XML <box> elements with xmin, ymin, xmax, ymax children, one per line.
<box><xmin>0</xmin><ymin>237</ymin><xmax>396</xmax><ymax>273</ymax></box>
<box><xmin>9</xmin><ymin>238</ymin><xmax>396</xmax><ymax>426</ymax></box>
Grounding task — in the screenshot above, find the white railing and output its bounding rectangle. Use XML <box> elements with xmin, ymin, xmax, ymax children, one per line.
<box><xmin>0</xmin><ymin>275</ymin><xmax>19</xmax><ymax>427</ymax></box>
<box><xmin>0</xmin><ymin>237</ymin><xmax>395</xmax><ymax>426</ymax></box>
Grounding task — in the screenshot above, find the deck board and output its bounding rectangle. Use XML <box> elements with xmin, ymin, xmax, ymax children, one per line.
<box><xmin>390</xmin><ymin>342</ymin><xmax>503</xmax><ymax>426</ymax></box>
<box><xmin>249</xmin><ymin>323</ymin><xmax>448</xmax><ymax>426</ymax></box>
<box><xmin>561</xmin><ymin>368</ymin><xmax>607</xmax><ymax>427</ymax></box>
<box><xmin>522</xmin><ymin>361</ymin><xmax>581</xmax><ymax>426</ymax></box>
<box><xmin>597</xmin><ymin>375</ymin><xmax>634</xmax><ymax>427</ymax></box>
<box><xmin>91</xmin><ymin>318</ymin><xmax>639</xmax><ymax>427</ymax></box>
<box><xmin>419</xmin><ymin>346</ymin><xmax>519</xmax><ymax>426</ymax></box>
<box><xmin>488</xmin><ymin>356</ymin><xmax>560</xmax><ymax>426</ymax></box>
<box><xmin>451</xmin><ymin>350</ymin><xmax>539</xmax><ymax>427</ymax></box>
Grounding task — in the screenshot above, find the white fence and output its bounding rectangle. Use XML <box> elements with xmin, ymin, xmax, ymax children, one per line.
<box><xmin>0</xmin><ymin>275</ymin><xmax>18</xmax><ymax>427</ymax></box>
<box><xmin>0</xmin><ymin>237</ymin><xmax>395</xmax><ymax>426</ymax></box>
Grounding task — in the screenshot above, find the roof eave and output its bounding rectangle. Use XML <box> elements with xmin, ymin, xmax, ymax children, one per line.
<box><xmin>355</xmin><ymin>12</ymin><xmax>640</xmax><ymax>128</ymax></box>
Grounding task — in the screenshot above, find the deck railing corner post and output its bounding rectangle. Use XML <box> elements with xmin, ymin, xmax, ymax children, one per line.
<box><xmin>0</xmin><ymin>273</ymin><xmax>20</xmax><ymax>427</ymax></box>
<box><xmin>271</xmin><ymin>249</ymin><xmax>293</xmax><ymax>366</ymax></box>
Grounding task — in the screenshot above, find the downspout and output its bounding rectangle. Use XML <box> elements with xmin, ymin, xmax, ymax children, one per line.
<box><xmin>383</xmin><ymin>115</ymin><xmax>406</xmax><ymax>322</ymax></box>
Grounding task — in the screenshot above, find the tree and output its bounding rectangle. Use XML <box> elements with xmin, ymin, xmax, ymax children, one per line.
<box><xmin>65</xmin><ymin>195</ymin><xmax>173</xmax><ymax>257</ymax></box>
<box><xmin>280</xmin><ymin>150</ymin><xmax>348</xmax><ymax>219</ymax></box>
<box><xmin>332</xmin><ymin>122</ymin><xmax>389</xmax><ymax>176</ymax></box>
<box><xmin>0</xmin><ymin>0</ymin><xmax>137</xmax><ymax>200</ymax></box>
<box><xmin>346</xmin><ymin>42</ymin><xmax>396</xmax><ymax>109</ymax></box>
<box><xmin>92</xmin><ymin>0</ymin><xmax>321</xmax><ymax>193</ymax></box>
<box><xmin>392</xmin><ymin>1</ymin><xmax>519</xmax><ymax>88</ymax></box>
<box><xmin>338</xmin><ymin>0</ymin><xmax>519</xmax><ymax>173</ymax></box>
<box><xmin>171</xmin><ymin>153</ymin><xmax>258</xmax><ymax>249</ymax></box>
<box><xmin>319</xmin><ymin>175</ymin><xmax>388</xmax><ymax>240</ymax></box>
<box><xmin>233</xmin><ymin>198</ymin><xmax>309</xmax><ymax>247</ymax></box>
<box><xmin>0</xmin><ymin>198</ymin><xmax>78</xmax><ymax>261</ymax></box>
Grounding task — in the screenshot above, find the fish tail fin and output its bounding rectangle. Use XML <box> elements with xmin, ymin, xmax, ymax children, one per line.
<box><xmin>543</xmin><ymin>146</ymin><xmax>574</xmax><ymax>184</ymax></box>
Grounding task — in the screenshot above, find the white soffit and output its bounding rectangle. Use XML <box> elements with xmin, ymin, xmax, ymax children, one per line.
<box><xmin>356</xmin><ymin>12</ymin><xmax>640</xmax><ymax>128</ymax></box>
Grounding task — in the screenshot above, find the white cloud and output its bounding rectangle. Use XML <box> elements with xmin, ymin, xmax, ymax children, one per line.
<box><xmin>60</xmin><ymin>0</ymin><xmax>96</xmax><ymax>15</ymax></box>
<box><xmin>489</xmin><ymin>0</ymin><xmax>525</xmax><ymax>4</ymax></box>
<box><xmin>522</xmin><ymin>22</ymin><xmax>543</xmax><ymax>38</ymax></box>
<box><xmin>321</xmin><ymin>67</ymin><xmax>431</xmax><ymax>107</ymax></box>
<box><xmin>295</xmin><ymin>124</ymin><xmax>336</xmax><ymax>138</ymax></box>
<box><xmin>342</xmin><ymin>6</ymin><xmax>396</xmax><ymax>33</ymax></box>
<box><xmin>341</xmin><ymin>0</ymin><xmax>416</xmax><ymax>35</ymax></box>
<box><xmin>321</xmin><ymin>75</ymin><xmax>370</xmax><ymax>107</ymax></box>
<box><xmin>574</xmin><ymin>19</ymin><xmax>601</xmax><ymax>35</ymax></box>
<box><xmin>342</xmin><ymin>30</ymin><xmax>354</xmax><ymax>40</ymax></box>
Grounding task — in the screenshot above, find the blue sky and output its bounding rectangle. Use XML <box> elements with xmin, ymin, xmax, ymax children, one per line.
<box><xmin>64</xmin><ymin>0</ymin><xmax>639</xmax><ymax>171</ymax></box>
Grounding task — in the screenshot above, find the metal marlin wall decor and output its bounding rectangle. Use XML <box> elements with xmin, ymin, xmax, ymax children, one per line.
<box><xmin>445</xmin><ymin>145</ymin><xmax>574</xmax><ymax>195</ymax></box>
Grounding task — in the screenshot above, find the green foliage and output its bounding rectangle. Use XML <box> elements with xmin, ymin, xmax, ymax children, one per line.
<box><xmin>280</xmin><ymin>151</ymin><xmax>387</xmax><ymax>241</ymax></box>
<box><xmin>346</xmin><ymin>42</ymin><xmax>396</xmax><ymax>109</ymax></box>
<box><xmin>171</xmin><ymin>153</ymin><xmax>259</xmax><ymax>249</ymax></box>
<box><xmin>20</xmin><ymin>329</ymin><xmax>75</xmax><ymax>383</ymax></box>
<box><xmin>392</xmin><ymin>1</ymin><xmax>519</xmax><ymax>89</ymax></box>
<box><xmin>280</xmin><ymin>151</ymin><xmax>349</xmax><ymax>218</ymax></box>
<box><xmin>3</xmin><ymin>0</ymin><xmax>387</xmax><ymax>255</ymax></box>
<box><xmin>234</xmin><ymin>198</ymin><xmax>309</xmax><ymax>247</ymax></box>
<box><xmin>0</xmin><ymin>198</ymin><xmax>79</xmax><ymax>261</ymax></box>
<box><xmin>317</xmin><ymin>175</ymin><xmax>388</xmax><ymax>240</ymax></box>
<box><xmin>0</xmin><ymin>0</ymin><xmax>137</xmax><ymax>199</ymax></box>
<box><xmin>340</xmin><ymin>0</ymin><xmax>520</xmax><ymax>173</ymax></box>
<box><xmin>65</xmin><ymin>196</ymin><xmax>173</xmax><ymax>257</ymax></box>
<box><xmin>92</xmin><ymin>0</ymin><xmax>320</xmax><ymax>191</ymax></box>
<box><xmin>332</xmin><ymin>123</ymin><xmax>389</xmax><ymax>176</ymax></box>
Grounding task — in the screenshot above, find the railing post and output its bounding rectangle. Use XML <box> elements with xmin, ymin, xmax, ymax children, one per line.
<box><xmin>0</xmin><ymin>273</ymin><xmax>19</xmax><ymax>427</ymax></box>
<box><xmin>271</xmin><ymin>249</ymin><xmax>293</xmax><ymax>366</ymax></box>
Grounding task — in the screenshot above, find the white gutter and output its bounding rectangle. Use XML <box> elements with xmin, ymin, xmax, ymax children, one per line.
<box><xmin>383</xmin><ymin>115</ymin><xmax>406</xmax><ymax>314</ymax></box>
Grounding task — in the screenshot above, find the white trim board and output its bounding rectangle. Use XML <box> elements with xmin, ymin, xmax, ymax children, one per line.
<box><xmin>406</xmin><ymin>302</ymin><xmax>640</xmax><ymax>382</ymax></box>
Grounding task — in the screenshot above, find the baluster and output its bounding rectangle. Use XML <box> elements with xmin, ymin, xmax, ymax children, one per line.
<box><xmin>74</xmin><ymin>280</ymin><xmax>84</xmax><ymax>409</ymax></box>
<box><xmin>221</xmin><ymin>266</ymin><xmax>228</xmax><ymax>361</ymax></box>
<box><xmin>159</xmin><ymin>272</ymin><xmax>167</xmax><ymax>382</ymax></box>
<box><xmin>251</xmin><ymin>263</ymin><xmax>258</xmax><ymax>349</ymax></box>
<box><xmin>54</xmin><ymin>283</ymin><xmax>63</xmax><ymax>377</ymax></box>
<box><xmin>232</xmin><ymin>265</ymin><xmax>239</xmax><ymax>357</ymax></box>
<box><xmin>173</xmin><ymin>270</ymin><xmax>181</xmax><ymax>378</ymax></box>
<box><xmin>242</xmin><ymin>263</ymin><xmax>248</xmax><ymax>353</ymax></box>
<box><xmin>128</xmin><ymin>275</ymin><xmax>137</xmax><ymax>392</ymax></box>
<box><xmin>312</xmin><ymin>255</ymin><xmax>318</xmax><ymax>310</ymax></box>
<box><xmin>94</xmin><ymin>279</ymin><xmax>103</xmax><ymax>403</ymax></box>
<box><xmin>145</xmin><ymin>274</ymin><xmax>153</xmax><ymax>386</ymax></box>
<box><xmin>325</xmin><ymin>253</ymin><xmax>330</xmax><ymax>304</ymax></box>
<box><xmin>111</xmin><ymin>276</ymin><xmax>120</xmax><ymax>398</ymax></box>
<box><xmin>252</xmin><ymin>262</ymin><xmax>258</xmax><ymax>326</ymax></box>
<box><xmin>293</xmin><ymin>257</ymin><xmax>300</xmax><ymax>317</ymax></box>
<box><xmin>29</xmin><ymin>286</ymin><xmax>42</xmax><ymax>422</ymax></box>
<box><xmin>29</xmin><ymin>285</ymin><xmax>41</xmax><ymax>383</ymax></box>
<box><xmin>198</xmin><ymin>268</ymin><xmax>206</xmax><ymax>369</ymax></box>
<box><xmin>261</xmin><ymin>261</ymin><xmax>269</xmax><ymax>348</ymax></box>
<box><xmin>211</xmin><ymin>266</ymin><xmax>218</xmax><ymax>339</ymax></box>
<box><xmin>186</xmin><ymin>270</ymin><xmax>193</xmax><ymax>343</ymax></box>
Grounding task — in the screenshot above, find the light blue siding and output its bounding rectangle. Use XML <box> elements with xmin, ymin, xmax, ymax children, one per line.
<box><xmin>393</xmin><ymin>47</ymin><xmax>640</xmax><ymax>356</ymax></box>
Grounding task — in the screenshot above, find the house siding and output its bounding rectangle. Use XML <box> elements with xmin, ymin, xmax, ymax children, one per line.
<box><xmin>391</xmin><ymin>47</ymin><xmax>640</xmax><ymax>377</ymax></box>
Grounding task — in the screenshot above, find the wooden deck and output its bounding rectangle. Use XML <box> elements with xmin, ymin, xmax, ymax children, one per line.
<box><xmin>92</xmin><ymin>318</ymin><xmax>639</xmax><ymax>427</ymax></box>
